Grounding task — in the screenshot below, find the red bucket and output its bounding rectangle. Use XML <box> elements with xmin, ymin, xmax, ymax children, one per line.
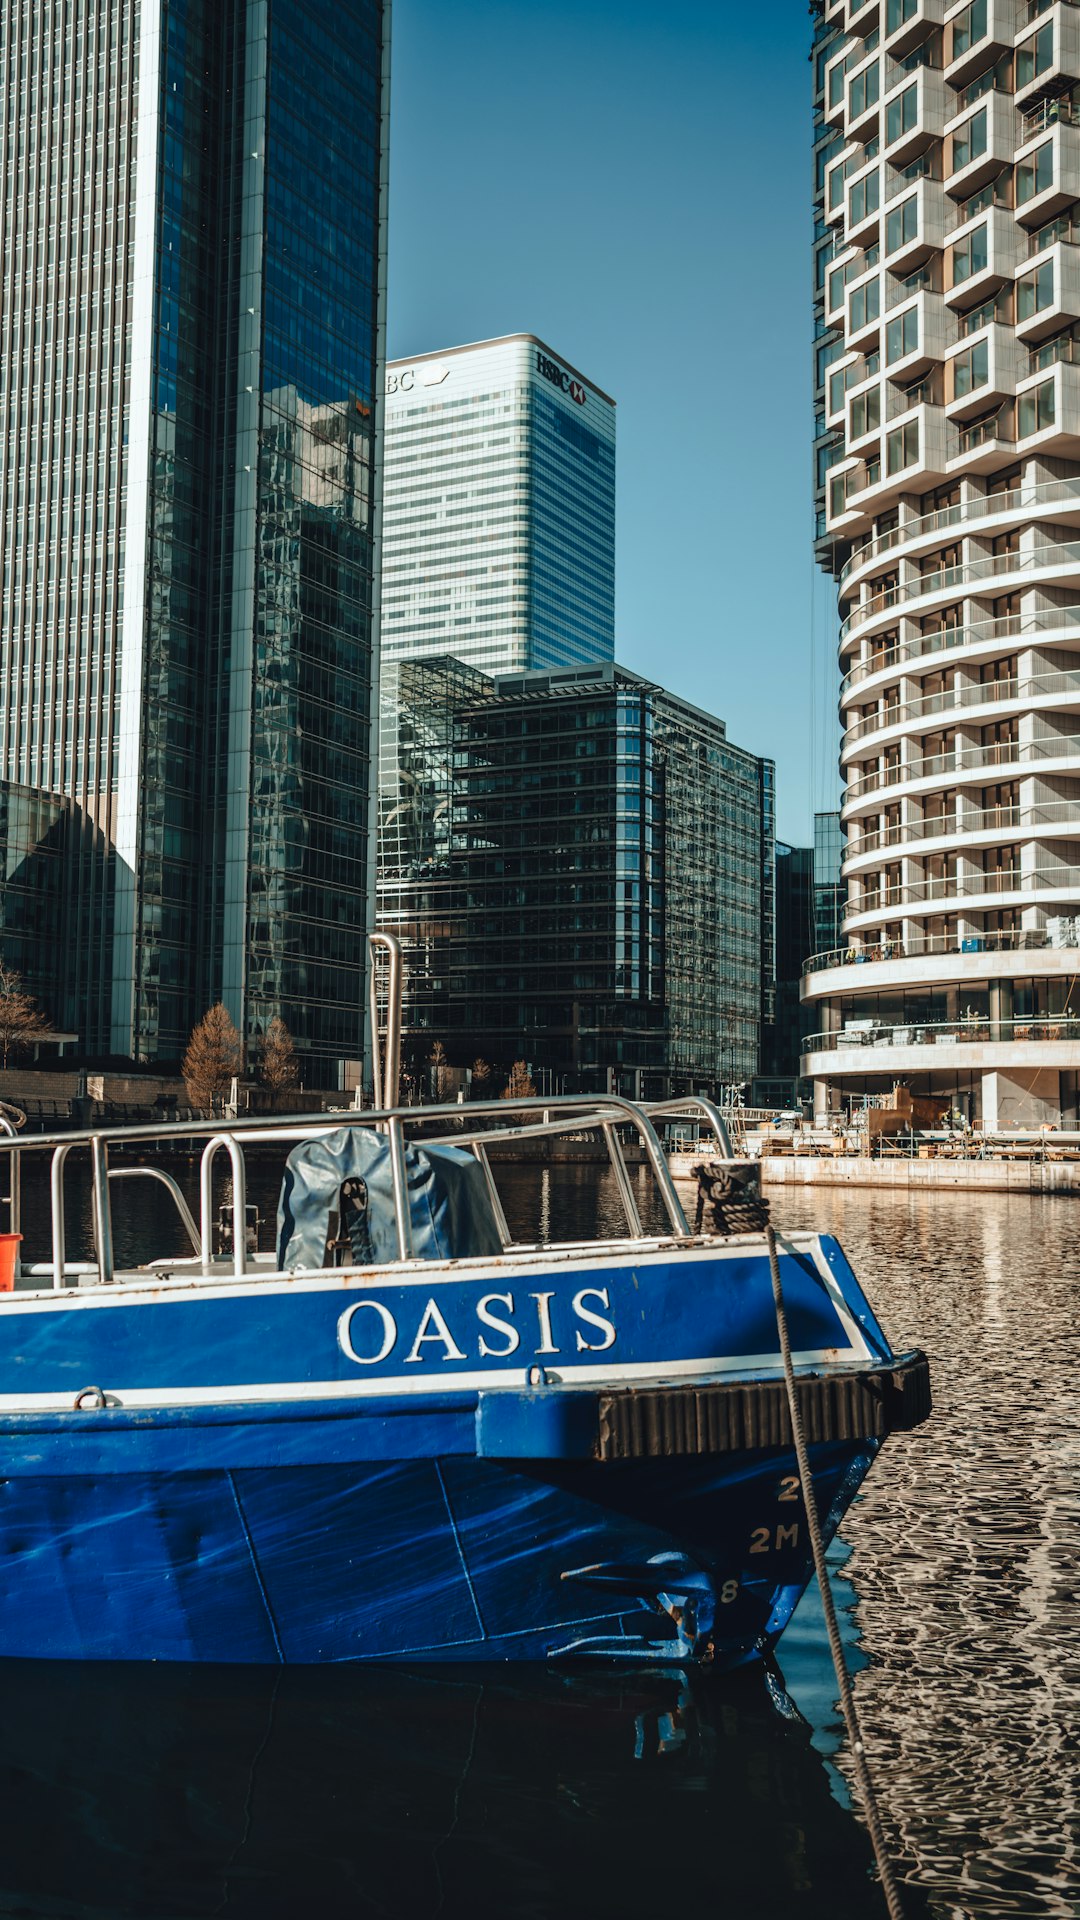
<box><xmin>0</xmin><ymin>1233</ymin><xmax>22</xmax><ymax>1291</ymax></box>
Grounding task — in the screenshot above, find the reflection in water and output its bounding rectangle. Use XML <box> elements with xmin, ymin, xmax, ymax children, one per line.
<box><xmin>8</xmin><ymin>1157</ymin><xmax>1079</xmax><ymax>1916</ymax></box>
<box><xmin>773</xmin><ymin>1186</ymin><xmax>1080</xmax><ymax>1920</ymax></box>
<box><xmin>0</xmin><ymin>1663</ymin><xmax>886</xmax><ymax>1920</ymax></box>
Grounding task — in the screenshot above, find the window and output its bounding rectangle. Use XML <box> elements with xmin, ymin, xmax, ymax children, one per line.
<box><xmin>887</xmin><ymin>0</ymin><xmax>917</xmax><ymax>32</ymax></box>
<box><xmin>829</xmin><ymin>364</ymin><xmax>854</xmax><ymax>412</ymax></box>
<box><xmin>886</xmin><ymin>194</ymin><xmax>919</xmax><ymax>254</ymax></box>
<box><xmin>850</xmin><ymin>277</ymin><xmax>881</xmax><ymax>330</ymax></box>
<box><xmin>849</xmin><ymin>62</ymin><xmax>880</xmax><ymax>118</ymax></box>
<box><xmin>886</xmin><ymin>418</ymin><xmax>920</xmax><ymax>472</ymax></box>
<box><xmin>886</xmin><ymin>84</ymin><xmax>918</xmax><ymax>145</ymax></box>
<box><xmin>886</xmin><ymin>304</ymin><xmax>919</xmax><ymax>362</ymax></box>
<box><xmin>849</xmin><ymin>170</ymin><xmax>881</xmax><ymax>225</ymax></box>
<box><xmin>951</xmin><ymin>223</ymin><xmax>988</xmax><ymax>285</ymax></box>
<box><xmin>953</xmin><ymin>338</ymin><xmax>989</xmax><ymax>396</ymax></box>
<box><xmin>951</xmin><ymin>108</ymin><xmax>987</xmax><ymax>173</ymax></box>
<box><xmin>828</xmin><ymin>58</ymin><xmax>848</xmax><ymax>109</ymax></box>
<box><xmin>1017</xmin><ymin>141</ymin><xmax>1053</xmax><ymax>205</ymax></box>
<box><xmin>1017</xmin><ymin>260</ymin><xmax>1054</xmax><ymax>320</ymax></box>
<box><xmin>950</xmin><ymin>0</ymin><xmax>987</xmax><ymax>59</ymax></box>
<box><xmin>1016</xmin><ymin>22</ymin><xmax>1053</xmax><ymax>89</ymax></box>
<box><xmin>851</xmin><ymin>386</ymin><xmax>882</xmax><ymax>437</ymax></box>
<box><xmin>830</xmin><ymin>470</ymin><xmax>851</xmax><ymax>516</ymax></box>
<box><xmin>1017</xmin><ymin>377</ymin><xmax>1056</xmax><ymax>435</ymax></box>
<box><xmin>828</xmin><ymin>258</ymin><xmax>856</xmax><ymax>312</ymax></box>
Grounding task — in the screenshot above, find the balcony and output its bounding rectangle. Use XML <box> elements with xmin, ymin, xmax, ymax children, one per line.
<box><xmin>846</xmin><ymin>798</ymin><xmax>1080</xmax><ymax>861</ymax></box>
<box><xmin>842</xmin><ymin>731</ymin><xmax>1080</xmax><ymax>808</ymax></box>
<box><xmin>847</xmin><ymin>161</ymin><xmax>885</xmax><ymax>244</ymax></box>
<box><xmin>802</xmin><ymin>923</ymin><xmax>1080</xmax><ymax>975</ymax></box>
<box><xmin>846</xmin><ymin>270</ymin><xmax>885</xmax><ymax>348</ymax></box>
<box><xmin>1013</xmin><ymin>3</ymin><xmax>1080</xmax><ymax>110</ymax></box>
<box><xmin>944</xmin><ymin>322</ymin><xmax>1025</xmax><ymax>419</ymax></box>
<box><xmin>884</xmin><ymin>288</ymin><xmax>949</xmax><ymax>378</ymax></box>
<box><xmin>845</xmin><ymin>537</ymin><xmax>1080</xmax><ymax>634</ymax></box>
<box><xmin>1014</xmin><ymin>237</ymin><xmax>1080</xmax><ymax>342</ymax></box>
<box><xmin>846</xmin><ymin>51</ymin><xmax>884</xmax><ymax>139</ymax></box>
<box><xmin>883</xmin><ymin>63</ymin><xmax>948</xmax><ymax>162</ymax></box>
<box><xmin>1014</xmin><ymin>355</ymin><xmax>1080</xmax><ymax>449</ymax></box>
<box><xmin>1014</xmin><ymin>121</ymin><xmax>1080</xmax><ymax>225</ymax></box>
<box><xmin>883</xmin><ymin>177</ymin><xmax>947</xmax><ymax>269</ymax></box>
<box><xmin>944</xmin><ymin>89</ymin><xmax>1018</xmax><ymax>196</ymax></box>
<box><xmin>945</xmin><ymin>0</ymin><xmax>1017</xmax><ymax>86</ymax></box>
<box><xmin>803</xmin><ymin>1014</ymin><xmax>1080</xmax><ymax>1053</ymax></box>
<box><xmin>944</xmin><ymin>204</ymin><xmax>1019</xmax><ymax>307</ymax></box>
<box><xmin>839</xmin><ymin>478</ymin><xmax>1080</xmax><ymax>592</ymax></box>
<box><xmin>885</xmin><ymin>0</ymin><xmax>944</xmax><ymax>57</ymax></box>
<box><xmin>841</xmin><ymin>665</ymin><xmax>1080</xmax><ymax>756</ymax></box>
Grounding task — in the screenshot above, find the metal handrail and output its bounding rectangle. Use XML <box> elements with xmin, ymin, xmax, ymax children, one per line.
<box><xmin>107</xmin><ymin>1166</ymin><xmax>202</xmax><ymax>1258</ymax></box>
<box><xmin>199</xmin><ymin>1136</ymin><xmax>248</xmax><ymax>1277</ymax></box>
<box><xmin>0</xmin><ymin>1090</ymin><xmax>703</xmax><ymax>1290</ymax></box>
<box><xmin>368</xmin><ymin>931</ymin><xmax>403</xmax><ymax>1112</ymax></box>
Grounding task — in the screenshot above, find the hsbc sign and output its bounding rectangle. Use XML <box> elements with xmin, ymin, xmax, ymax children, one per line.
<box><xmin>536</xmin><ymin>352</ymin><xmax>587</xmax><ymax>406</ymax></box>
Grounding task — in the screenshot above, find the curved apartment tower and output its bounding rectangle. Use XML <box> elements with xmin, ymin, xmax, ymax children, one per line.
<box><xmin>805</xmin><ymin>0</ymin><xmax>1080</xmax><ymax>1130</ymax></box>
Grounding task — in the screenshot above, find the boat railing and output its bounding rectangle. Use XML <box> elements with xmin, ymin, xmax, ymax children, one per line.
<box><xmin>0</xmin><ymin>930</ymin><xmax>736</xmax><ymax>1290</ymax></box>
<box><xmin>0</xmin><ymin>1086</ymin><xmax>736</xmax><ymax>1292</ymax></box>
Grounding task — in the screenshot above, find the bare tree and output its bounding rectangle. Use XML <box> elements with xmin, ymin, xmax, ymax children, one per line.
<box><xmin>501</xmin><ymin>1059</ymin><xmax>537</xmax><ymax>1101</ymax></box>
<box><xmin>470</xmin><ymin>1056</ymin><xmax>492</xmax><ymax>1100</ymax></box>
<box><xmin>182</xmin><ymin>1004</ymin><xmax>243</xmax><ymax>1113</ymax></box>
<box><xmin>258</xmin><ymin>1016</ymin><xmax>298</xmax><ymax>1096</ymax></box>
<box><xmin>428</xmin><ymin>1039</ymin><xmax>449</xmax><ymax>1102</ymax></box>
<box><xmin>0</xmin><ymin>965</ymin><xmax>54</xmax><ymax>1070</ymax></box>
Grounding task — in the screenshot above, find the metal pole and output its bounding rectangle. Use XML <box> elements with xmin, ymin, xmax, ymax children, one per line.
<box><xmin>387</xmin><ymin>1114</ymin><xmax>411</xmax><ymax>1261</ymax></box>
<box><xmin>602</xmin><ymin>1122</ymin><xmax>643</xmax><ymax>1237</ymax></box>
<box><xmin>50</xmin><ymin>1142</ymin><xmax>71</xmax><ymax>1290</ymax></box>
<box><xmin>368</xmin><ymin>932</ymin><xmax>404</xmax><ymax>1113</ymax></box>
<box><xmin>90</xmin><ymin>1136</ymin><xmax>114</xmax><ymax>1286</ymax></box>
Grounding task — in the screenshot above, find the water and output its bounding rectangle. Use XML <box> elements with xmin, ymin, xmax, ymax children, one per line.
<box><xmin>3</xmin><ymin>1157</ymin><xmax>1078</xmax><ymax>1918</ymax></box>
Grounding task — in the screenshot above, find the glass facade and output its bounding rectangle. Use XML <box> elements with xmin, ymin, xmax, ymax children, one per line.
<box><xmin>380</xmin><ymin>337</ymin><xmax>615</xmax><ymax>677</ymax></box>
<box><xmin>764</xmin><ymin>840</ymin><xmax>814</xmax><ymax>1079</ymax></box>
<box><xmin>813</xmin><ymin>810</ymin><xmax>845</xmax><ymax>953</ymax></box>
<box><xmin>0</xmin><ymin>785</ymin><xmax>71</xmax><ymax>1013</ymax></box>
<box><xmin>376</xmin><ymin>661</ymin><xmax>774</xmax><ymax>1096</ymax></box>
<box><xmin>0</xmin><ymin>0</ymin><xmax>388</xmax><ymax>1079</ymax></box>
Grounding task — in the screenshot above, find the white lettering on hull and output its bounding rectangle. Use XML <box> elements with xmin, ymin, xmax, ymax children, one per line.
<box><xmin>336</xmin><ymin>1287</ymin><xmax>619</xmax><ymax>1369</ymax></box>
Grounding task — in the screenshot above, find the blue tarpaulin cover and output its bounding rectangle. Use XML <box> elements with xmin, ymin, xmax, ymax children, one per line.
<box><xmin>276</xmin><ymin>1128</ymin><xmax>504</xmax><ymax>1270</ymax></box>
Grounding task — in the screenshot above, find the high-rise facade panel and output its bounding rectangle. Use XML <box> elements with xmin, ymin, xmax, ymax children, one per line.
<box><xmin>0</xmin><ymin>0</ymin><xmax>389</xmax><ymax>1081</ymax></box>
<box><xmin>805</xmin><ymin>0</ymin><xmax>1080</xmax><ymax>1129</ymax></box>
<box><xmin>380</xmin><ymin>335</ymin><xmax>616</xmax><ymax>677</ymax></box>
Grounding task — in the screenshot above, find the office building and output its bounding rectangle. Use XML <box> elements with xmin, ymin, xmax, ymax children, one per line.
<box><xmin>377</xmin><ymin>659</ymin><xmax>774</xmax><ymax>1098</ymax></box>
<box><xmin>380</xmin><ymin>336</ymin><xmax>616</xmax><ymax>677</ymax></box>
<box><xmin>0</xmin><ymin>0</ymin><xmax>389</xmax><ymax>1081</ymax></box>
<box><xmin>763</xmin><ymin>840</ymin><xmax>815</xmax><ymax>1087</ymax></box>
<box><xmin>805</xmin><ymin>0</ymin><xmax>1080</xmax><ymax>1128</ymax></box>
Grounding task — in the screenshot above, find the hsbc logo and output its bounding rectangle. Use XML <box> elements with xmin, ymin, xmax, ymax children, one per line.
<box><xmin>537</xmin><ymin>352</ymin><xmax>587</xmax><ymax>406</ymax></box>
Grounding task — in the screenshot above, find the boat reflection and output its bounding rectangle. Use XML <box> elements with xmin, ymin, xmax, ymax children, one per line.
<box><xmin>0</xmin><ymin>1660</ymin><xmax>908</xmax><ymax>1919</ymax></box>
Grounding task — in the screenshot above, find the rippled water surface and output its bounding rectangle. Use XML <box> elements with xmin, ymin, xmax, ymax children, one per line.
<box><xmin>5</xmin><ymin>1159</ymin><xmax>1079</xmax><ymax>1917</ymax></box>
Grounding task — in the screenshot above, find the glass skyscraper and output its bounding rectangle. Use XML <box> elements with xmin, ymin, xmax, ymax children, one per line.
<box><xmin>380</xmin><ymin>335</ymin><xmax>616</xmax><ymax>676</ymax></box>
<box><xmin>377</xmin><ymin>659</ymin><xmax>775</xmax><ymax>1097</ymax></box>
<box><xmin>0</xmin><ymin>0</ymin><xmax>389</xmax><ymax>1081</ymax></box>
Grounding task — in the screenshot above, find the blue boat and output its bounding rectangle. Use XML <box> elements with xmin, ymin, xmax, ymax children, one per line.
<box><xmin>0</xmin><ymin>939</ymin><xmax>929</xmax><ymax>1667</ymax></box>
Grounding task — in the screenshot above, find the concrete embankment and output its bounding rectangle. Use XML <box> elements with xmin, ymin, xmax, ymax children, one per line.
<box><xmin>758</xmin><ymin>1154</ymin><xmax>1080</xmax><ymax>1194</ymax></box>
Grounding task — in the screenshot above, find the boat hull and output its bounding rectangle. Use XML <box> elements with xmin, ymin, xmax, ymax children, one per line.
<box><xmin>0</xmin><ymin>1420</ymin><xmax>876</xmax><ymax>1665</ymax></box>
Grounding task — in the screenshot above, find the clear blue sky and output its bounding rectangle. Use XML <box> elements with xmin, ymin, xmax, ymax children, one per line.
<box><xmin>385</xmin><ymin>0</ymin><xmax>841</xmax><ymax>846</ymax></box>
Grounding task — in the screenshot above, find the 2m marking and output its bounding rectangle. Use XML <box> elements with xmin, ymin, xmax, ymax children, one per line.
<box><xmin>750</xmin><ymin>1522</ymin><xmax>801</xmax><ymax>1554</ymax></box>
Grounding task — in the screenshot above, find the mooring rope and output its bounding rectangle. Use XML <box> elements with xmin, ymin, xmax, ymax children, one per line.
<box><xmin>765</xmin><ymin>1223</ymin><xmax>906</xmax><ymax>1920</ymax></box>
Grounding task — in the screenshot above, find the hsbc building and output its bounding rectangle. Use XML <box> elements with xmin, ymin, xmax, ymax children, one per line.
<box><xmin>379</xmin><ymin>333</ymin><xmax>616</xmax><ymax>677</ymax></box>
